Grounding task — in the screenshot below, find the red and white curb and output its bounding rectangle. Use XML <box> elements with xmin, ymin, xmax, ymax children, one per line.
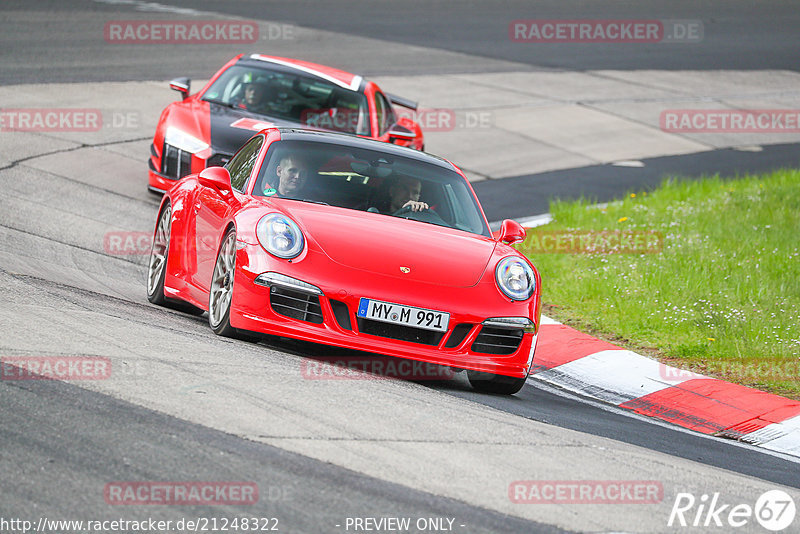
<box><xmin>531</xmin><ymin>316</ymin><xmax>800</xmax><ymax>458</ymax></box>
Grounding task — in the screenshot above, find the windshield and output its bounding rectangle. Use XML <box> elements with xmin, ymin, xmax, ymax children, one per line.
<box><xmin>202</xmin><ymin>64</ymin><xmax>371</xmax><ymax>136</ymax></box>
<box><xmin>253</xmin><ymin>140</ymin><xmax>490</xmax><ymax>237</ymax></box>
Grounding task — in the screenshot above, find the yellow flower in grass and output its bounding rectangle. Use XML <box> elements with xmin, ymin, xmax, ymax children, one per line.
<box><xmin>630</xmin><ymin>193</ymin><xmax>636</xmax><ymax>198</ymax></box>
<box><xmin>618</xmin><ymin>217</ymin><xmax>628</xmax><ymax>223</ymax></box>
<box><xmin>707</xmin><ymin>338</ymin><xmax>715</xmax><ymax>342</ymax></box>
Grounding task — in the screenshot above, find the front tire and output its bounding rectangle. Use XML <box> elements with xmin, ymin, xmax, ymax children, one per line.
<box><xmin>209</xmin><ymin>228</ymin><xmax>238</xmax><ymax>336</ymax></box>
<box><xmin>208</xmin><ymin>228</ymin><xmax>259</xmax><ymax>340</ymax></box>
<box><xmin>467</xmin><ymin>370</ymin><xmax>527</xmax><ymax>395</ymax></box>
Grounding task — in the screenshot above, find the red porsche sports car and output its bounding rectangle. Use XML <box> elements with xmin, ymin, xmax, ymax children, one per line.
<box><xmin>147</xmin><ymin>128</ymin><xmax>540</xmax><ymax>394</ymax></box>
<box><xmin>148</xmin><ymin>54</ymin><xmax>424</xmax><ymax>194</ymax></box>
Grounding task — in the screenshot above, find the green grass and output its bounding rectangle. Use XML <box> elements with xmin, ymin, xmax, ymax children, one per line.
<box><xmin>517</xmin><ymin>169</ymin><xmax>800</xmax><ymax>399</ymax></box>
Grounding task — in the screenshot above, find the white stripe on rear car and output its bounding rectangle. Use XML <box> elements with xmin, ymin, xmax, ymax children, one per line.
<box><xmin>250</xmin><ymin>54</ymin><xmax>363</xmax><ymax>91</ymax></box>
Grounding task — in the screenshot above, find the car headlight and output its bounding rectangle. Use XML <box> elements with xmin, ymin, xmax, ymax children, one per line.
<box><xmin>256</xmin><ymin>214</ymin><xmax>304</xmax><ymax>259</ymax></box>
<box><xmin>165</xmin><ymin>126</ymin><xmax>209</xmax><ymax>154</ymax></box>
<box><xmin>495</xmin><ymin>256</ymin><xmax>535</xmax><ymax>301</ymax></box>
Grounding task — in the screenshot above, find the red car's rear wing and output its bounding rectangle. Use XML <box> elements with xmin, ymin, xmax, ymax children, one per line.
<box><xmin>386</xmin><ymin>93</ymin><xmax>418</xmax><ymax>111</ymax></box>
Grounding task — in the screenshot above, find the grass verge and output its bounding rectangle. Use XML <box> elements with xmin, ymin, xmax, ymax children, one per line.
<box><xmin>518</xmin><ymin>169</ymin><xmax>800</xmax><ymax>399</ymax></box>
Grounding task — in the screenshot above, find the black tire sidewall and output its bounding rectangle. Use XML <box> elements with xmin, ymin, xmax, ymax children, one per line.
<box><xmin>467</xmin><ymin>370</ymin><xmax>527</xmax><ymax>395</ymax></box>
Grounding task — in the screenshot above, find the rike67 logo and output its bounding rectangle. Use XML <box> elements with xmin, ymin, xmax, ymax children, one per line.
<box><xmin>668</xmin><ymin>490</ymin><xmax>796</xmax><ymax>531</ymax></box>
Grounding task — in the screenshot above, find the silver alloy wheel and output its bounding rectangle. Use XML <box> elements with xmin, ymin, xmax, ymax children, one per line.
<box><xmin>209</xmin><ymin>230</ymin><xmax>236</xmax><ymax>328</ymax></box>
<box><xmin>147</xmin><ymin>205</ymin><xmax>171</xmax><ymax>296</ymax></box>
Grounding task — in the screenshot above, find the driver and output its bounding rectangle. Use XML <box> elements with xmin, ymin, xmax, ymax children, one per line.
<box><xmin>237</xmin><ymin>81</ymin><xmax>271</xmax><ymax>113</ymax></box>
<box><xmin>388</xmin><ymin>176</ymin><xmax>428</xmax><ymax>213</ymax></box>
<box><xmin>264</xmin><ymin>155</ymin><xmax>309</xmax><ymax>198</ymax></box>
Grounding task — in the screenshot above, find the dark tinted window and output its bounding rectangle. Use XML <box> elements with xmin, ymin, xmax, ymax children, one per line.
<box><xmin>202</xmin><ymin>64</ymin><xmax>370</xmax><ymax>136</ymax></box>
<box><xmin>254</xmin><ymin>140</ymin><xmax>489</xmax><ymax>237</ymax></box>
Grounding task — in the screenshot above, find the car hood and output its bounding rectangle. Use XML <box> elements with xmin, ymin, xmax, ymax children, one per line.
<box><xmin>207</xmin><ymin>101</ymin><xmax>302</xmax><ymax>157</ymax></box>
<box><xmin>275</xmin><ymin>201</ymin><xmax>497</xmax><ymax>288</ymax></box>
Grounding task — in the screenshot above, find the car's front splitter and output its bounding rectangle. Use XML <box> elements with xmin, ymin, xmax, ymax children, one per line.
<box><xmin>228</xmin><ymin>244</ymin><xmax>538</xmax><ymax>378</ymax></box>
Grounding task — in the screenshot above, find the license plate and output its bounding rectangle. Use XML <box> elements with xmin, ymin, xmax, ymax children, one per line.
<box><xmin>357</xmin><ymin>298</ymin><xmax>449</xmax><ymax>332</ymax></box>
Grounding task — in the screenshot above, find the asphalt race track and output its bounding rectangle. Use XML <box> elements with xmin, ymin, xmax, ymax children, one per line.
<box><xmin>1</xmin><ymin>2</ymin><xmax>799</xmax><ymax>533</ymax></box>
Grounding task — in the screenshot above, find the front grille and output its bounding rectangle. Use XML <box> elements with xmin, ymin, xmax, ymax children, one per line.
<box><xmin>357</xmin><ymin>318</ymin><xmax>444</xmax><ymax>346</ymax></box>
<box><xmin>270</xmin><ymin>286</ymin><xmax>323</xmax><ymax>324</ymax></box>
<box><xmin>161</xmin><ymin>142</ymin><xmax>193</xmax><ymax>179</ymax></box>
<box><xmin>471</xmin><ymin>326</ymin><xmax>524</xmax><ymax>355</ymax></box>
<box><xmin>207</xmin><ymin>152</ymin><xmax>232</xmax><ymax>168</ymax></box>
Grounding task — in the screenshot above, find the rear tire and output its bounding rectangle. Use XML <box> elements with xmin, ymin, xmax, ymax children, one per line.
<box><xmin>467</xmin><ymin>370</ymin><xmax>527</xmax><ymax>395</ymax></box>
<box><xmin>147</xmin><ymin>204</ymin><xmax>172</xmax><ymax>306</ymax></box>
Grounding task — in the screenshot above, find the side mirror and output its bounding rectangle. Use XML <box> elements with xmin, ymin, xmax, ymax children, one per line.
<box><xmin>198</xmin><ymin>167</ymin><xmax>232</xmax><ymax>195</ymax></box>
<box><xmin>169</xmin><ymin>77</ymin><xmax>190</xmax><ymax>100</ymax></box>
<box><xmin>386</xmin><ymin>123</ymin><xmax>416</xmax><ymax>143</ymax></box>
<box><xmin>497</xmin><ymin>219</ymin><xmax>526</xmax><ymax>245</ymax></box>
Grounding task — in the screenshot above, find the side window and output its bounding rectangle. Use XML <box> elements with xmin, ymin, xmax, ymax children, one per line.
<box><xmin>226</xmin><ymin>136</ymin><xmax>264</xmax><ymax>192</ymax></box>
<box><xmin>375</xmin><ymin>92</ymin><xmax>396</xmax><ymax>135</ymax></box>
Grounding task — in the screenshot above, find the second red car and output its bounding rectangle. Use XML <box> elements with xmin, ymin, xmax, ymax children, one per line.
<box><xmin>148</xmin><ymin>54</ymin><xmax>424</xmax><ymax>193</ymax></box>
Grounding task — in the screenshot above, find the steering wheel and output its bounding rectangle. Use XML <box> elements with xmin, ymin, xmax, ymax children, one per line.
<box><xmin>391</xmin><ymin>205</ymin><xmax>419</xmax><ymax>217</ymax></box>
<box><xmin>391</xmin><ymin>205</ymin><xmax>450</xmax><ymax>227</ymax></box>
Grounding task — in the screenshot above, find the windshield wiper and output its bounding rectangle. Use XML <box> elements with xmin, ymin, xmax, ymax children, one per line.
<box><xmin>287</xmin><ymin>198</ymin><xmax>330</xmax><ymax>206</ymax></box>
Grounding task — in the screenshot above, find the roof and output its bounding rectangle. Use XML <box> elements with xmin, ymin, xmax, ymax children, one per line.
<box><xmin>274</xmin><ymin>128</ymin><xmax>455</xmax><ymax>171</ymax></box>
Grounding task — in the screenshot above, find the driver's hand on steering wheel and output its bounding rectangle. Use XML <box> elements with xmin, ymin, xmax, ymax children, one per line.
<box><xmin>402</xmin><ymin>200</ymin><xmax>429</xmax><ymax>212</ymax></box>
